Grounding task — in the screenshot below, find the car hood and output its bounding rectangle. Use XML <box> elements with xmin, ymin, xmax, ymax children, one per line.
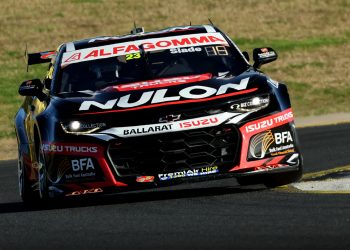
<box><xmin>51</xmin><ymin>71</ymin><xmax>273</xmax><ymax>124</ymax></box>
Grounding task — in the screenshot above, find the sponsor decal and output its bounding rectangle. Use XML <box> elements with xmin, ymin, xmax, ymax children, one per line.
<box><xmin>114</xmin><ymin>73</ymin><xmax>212</xmax><ymax>92</ymax></box>
<box><xmin>40</xmin><ymin>51</ymin><xmax>56</xmax><ymax>59</ymax></box>
<box><xmin>124</xmin><ymin>124</ymin><xmax>173</xmax><ymax>136</ymax></box>
<box><xmin>249</xmin><ymin>130</ymin><xmax>275</xmax><ymax>159</ymax></box>
<box><xmin>250</xmin><ymin>164</ymin><xmax>286</xmax><ymax>172</ymax></box>
<box><xmin>248</xmin><ymin>125</ymin><xmax>295</xmax><ymax>160</ymax></box>
<box><xmin>158</xmin><ymin>166</ymin><xmax>219</xmax><ymax>181</ymax></box>
<box><xmin>258</xmin><ymin>48</ymin><xmax>276</xmax><ymax>58</ymax></box>
<box><xmin>170</xmin><ymin>46</ymin><xmax>202</xmax><ymax>54</ymax></box>
<box><xmin>46</xmin><ymin>156</ymin><xmax>104</xmax><ymax>184</ymax></box>
<box><xmin>71</xmin><ymin>158</ymin><xmax>95</xmax><ymax>171</ymax></box>
<box><xmin>136</xmin><ymin>176</ymin><xmax>155</xmax><ymax>183</ymax></box>
<box><xmin>46</xmin><ymin>66</ymin><xmax>54</xmax><ymax>79</ymax></box>
<box><xmin>231</xmin><ymin>109</ymin><xmax>295</xmax><ymax>172</ymax></box>
<box><xmin>42</xmin><ymin>144</ymin><xmax>98</xmax><ymax>153</ymax></box>
<box><xmin>100</xmin><ymin>112</ymin><xmax>237</xmax><ymax>137</ymax></box>
<box><xmin>79</xmin><ymin>77</ymin><xmax>251</xmax><ymax>111</ymax></box>
<box><xmin>269</xmin><ymin>145</ymin><xmax>295</xmax><ymax>156</ymax></box>
<box><xmin>61</xmin><ymin>122</ymin><xmax>107</xmax><ymax>134</ymax></box>
<box><xmin>120</xmin><ymin>117</ymin><xmax>219</xmax><ymax>136</ymax></box>
<box><xmin>274</xmin><ymin>131</ymin><xmax>293</xmax><ymax>145</ymax></box>
<box><xmin>62</xmin><ymin>33</ymin><xmax>228</xmax><ymax>66</ymax></box>
<box><xmin>47</xmin><ymin>157</ymin><xmax>71</xmax><ymax>184</ymax></box>
<box><xmin>66</xmin><ymin>188</ymin><xmax>103</xmax><ymax>196</ymax></box>
<box><xmin>247</xmin><ymin>154</ymin><xmax>300</xmax><ymax>173</ymax></box>
<box><xmin>178</xmin><ymin>117</ymin><xmax>218</xmax><ymax>128</ymax></box>
<box><xmin>159</xmin><ymin>114</ymin><xmax>181</xmax><ymax>123</ymax></box>
<box><xmin>68</xmin><ymin>157</ymin><xmax>97</xmax><ymax>181</ymax></box>
<box><xmin>244</xmin><ymin>110</ymin><xmax>294</xmax><ymax>134</ymax></box>
<box><xmin>258</xmin><ymin>51</ymin><xmax>276</xmax><ymax>58</ymax></box>
<box><xmin>231</xmin><ymin>95</ymin><xmax>269</xmax><ymax>112</ymax></box>
<box><xmin>80</xmin><ymin>123</ymin><xmax>106</xmax><ymax>129</ymax></box>
<box><xmin>64</xmin><ymin>53</ymin><xmax>81</xmax><ymax>63</ymax></box>
<box><xmin>267</xmin><ymin>77</ymin><xmax>279</xmax><ymax>88</ymax></box>
<box><xmin>64</xmin><ymin>172</ymin><xmax>97</xmax><ymax>180</ymax></box>
<box><xmin>125</xmin><ymin>52</ymin><xmax>141</xmax><ymax>60</ymax></box>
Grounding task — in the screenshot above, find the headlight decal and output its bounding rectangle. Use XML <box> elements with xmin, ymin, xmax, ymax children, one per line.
<box><xmin>229</xmin><ymin>94</ymin><xmax>270</xmax><ymax>113</ymax></box>
<box><xmin>61</xmin><ymin>121</ymin><xmax>106</xmax><ymax>134</ymax></box>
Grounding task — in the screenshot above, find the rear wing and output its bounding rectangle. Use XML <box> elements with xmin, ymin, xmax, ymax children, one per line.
<box><xmin>24</xmin><ymin>47</ymin><xmax>56</xmax><ymax>72</ymax></box>
<box><xmin>26</xmin><ymin>51</ymin><xmax>56</xmax><ymax>65</ymax></box>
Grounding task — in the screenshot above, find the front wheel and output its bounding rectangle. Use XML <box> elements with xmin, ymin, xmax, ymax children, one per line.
<box><xmin>236</xmin><ymin>174</ymin><xmax>264</xmax><ymax>186</ymax></box>
<box><xmin>38</xmin><ymin>146</ymin><xmax>49</xmax><ymax>201</ymax></box>
<box><xmin>18</xmin><ymin>153</ymin><xmax>39</xmax><ymax>203</ymax></box>
<box><xmin>263</xmin><ymin>165</ymin><xmax>303</xmax><ymax>188</ymax></box>
<box><xmin>236</xmin><ymin>165</ymin><xmax>303</xmax><ymax>188</ymax></box>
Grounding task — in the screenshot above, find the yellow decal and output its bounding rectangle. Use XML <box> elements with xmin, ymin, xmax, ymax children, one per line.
<box><xmin>125</xmin><ymin>52</ymin><xmax>141</xmax><ymax>60</ymax></box>
<box><xmin>46</xmin><ymin>66</ymin><xmax>54</xmax><ymax>79</ymax></box>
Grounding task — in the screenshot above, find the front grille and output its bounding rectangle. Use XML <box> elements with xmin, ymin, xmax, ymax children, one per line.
<box><xmin>154</xmin><ymin>106</ymin><xmax>227</xmax><ymax>123</ymax></box>
<box><xmin>108</xmin><ymin>126</ymin><xmax>240</xmax><ymax>177</ymax></box>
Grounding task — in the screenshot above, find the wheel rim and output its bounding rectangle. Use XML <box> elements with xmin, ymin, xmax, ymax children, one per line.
<box><xmin>18</xmin><ymin>157</ymin><xmax>24</xmax><ymax>197</ymax></box>
<box><xmin>38</xmin><ymin>149</ymin><xmax>47</xmax><ymax>199</ymax></box>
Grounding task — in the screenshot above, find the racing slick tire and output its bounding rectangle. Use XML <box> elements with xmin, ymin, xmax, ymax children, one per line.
<box><xmin>38</xmin><ymin>144</ymin><xmax>49</xmax><ymax>201</ymax></box>
<box><xmin>236</xmin><ymin>165</ymin><xmax>303</xmax><ymax>188</ymax></box>
<box><xmin>18</xmin><ymin>153</ymin><xmax>39</xmax><ymax>203</ymax></box>
<box><xmin>263</xmin><ymin>165</ymin><xmax>303</xmax><ymax>188</ymax></box>
<box><xmin>236</xmin><ymin>175</ymin><xmax>264</xmax><ymax>186</ymax></box>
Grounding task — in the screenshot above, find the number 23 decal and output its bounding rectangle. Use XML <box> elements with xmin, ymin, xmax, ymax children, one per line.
<box><xmin>126</xmin><ymin>52</ymin><xmax>141</xmax><ymax>60</ymax></box>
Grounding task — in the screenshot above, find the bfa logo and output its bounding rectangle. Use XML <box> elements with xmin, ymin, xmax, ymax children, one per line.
<box><xmin>274</xmin><ymin>131</ymin><xmax>293</xmax><ymax>144</ymax></box>
<box><xmin>71</xmin><ymin>158</ymin><xmax>95</xmax><ymax>172</ymax></box>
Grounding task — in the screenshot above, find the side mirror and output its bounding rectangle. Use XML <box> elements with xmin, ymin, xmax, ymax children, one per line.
<box><xmin>18</xmin><ymin>79</ymin><xmax>46</xmax><ymax>101</ymax></box>
<box><xmin>253</xmin><ymin>47</ymin><xmax>278</xmax><ymax>69</ymax></box>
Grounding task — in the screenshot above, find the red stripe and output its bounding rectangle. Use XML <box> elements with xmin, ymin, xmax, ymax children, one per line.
<box><xmin>114</xmin><ymin>73</ymin><xmax>212</xmax><ymax>92</ymax></box>
<box><xmin>77</xmin><ymin>88</ymin><xmax>258</xmax><ymax>115</ymax></box>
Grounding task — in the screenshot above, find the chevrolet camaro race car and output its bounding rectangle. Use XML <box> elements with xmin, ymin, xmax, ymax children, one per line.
<box><xmin>15</xmin><ymin>24</ymin><xmax>303</xmax><ymax>202</ymax></box>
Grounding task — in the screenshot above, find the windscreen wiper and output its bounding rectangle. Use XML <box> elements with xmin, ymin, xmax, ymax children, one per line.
<box><xmin>138</xmin><ymin>44</ymin><xmax>154</xmax><ymax>79</ymax></box>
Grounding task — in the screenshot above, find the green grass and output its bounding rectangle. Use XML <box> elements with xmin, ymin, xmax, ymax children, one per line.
<box><xmin>236</xmin><ymin>34</ymin><xmax>350</xmax><ymax>53</ymax></box>
<box><xmin>287</xmin><ymin>81</ymin><xmax>350</xmax><ymax>115</ymax></box>
<box><xmin>71</xmin><ymin>0</ymin><xmax>102</xmax><ymax>3</ymax></box>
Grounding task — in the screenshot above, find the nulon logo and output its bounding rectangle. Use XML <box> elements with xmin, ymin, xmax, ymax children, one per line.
<box><xmin>79</xmin><ymin>78</ymin><xmax>251</xmax><ymax>111</ymax></box>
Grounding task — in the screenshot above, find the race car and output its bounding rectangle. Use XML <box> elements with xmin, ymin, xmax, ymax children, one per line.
<box><xmin>15</xmin><ymin>24</ymin><xmax>302</xmax><ymax>202</ymax></box>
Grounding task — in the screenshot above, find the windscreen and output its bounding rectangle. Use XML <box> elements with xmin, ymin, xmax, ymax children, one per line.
<box><xmin>57</xmin><ymin>33</ymin><xmax>249</xmax><ymax>94</ymax></box>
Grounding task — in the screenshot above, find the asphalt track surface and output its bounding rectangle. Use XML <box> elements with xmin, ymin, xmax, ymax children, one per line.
<box><xmin>0</xmin><ymin>124</ymin><xmax>349</xmax><ymax>250</ymax></box>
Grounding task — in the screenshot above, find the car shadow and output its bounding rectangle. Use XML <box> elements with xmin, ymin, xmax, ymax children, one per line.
<box><xmin>0</xmin><ymin>184</ymin><xmax>265</xmax><ymax>214</ymax></box>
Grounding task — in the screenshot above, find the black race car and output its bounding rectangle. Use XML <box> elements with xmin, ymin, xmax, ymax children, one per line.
<box><xmin>15</xmin><ymin>24</ymin><xmax>302</xmax><ymax>202</ymax></box>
